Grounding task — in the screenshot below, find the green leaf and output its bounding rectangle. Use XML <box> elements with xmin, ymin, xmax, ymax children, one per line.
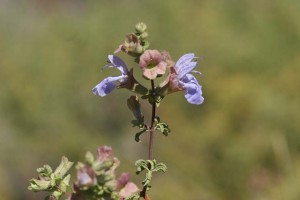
<box><xmin>28</xmin><ymin>179</ymin><xmax>51</xmax><ymax>191</ymax></box>
<box><xmin>85</xmin><ymin>151</ymin><xmax>95</xmax><ymax>165</ymax></box>
<box><xmin>127</xmin><ymin>96</ymin><xmax>144</xmax><ymax>124</ymax></box>
<box><xmin>135</xmin><ymin>129</ymin><xmax>147</xmax><ymax>142</ymax></box>
<box><xmin>37</xmin><ymin>165</ymin><xmax>53</xmax><ymax>178</ymax></box>
<box><xmin>124</xmin><ymin>192</ymin><xmax>141</xmax><ymax>200</ymax></box>
<box><xmin>134</xmin><ymin>159</ymin><xmax>167</xmax><ymax>188</ymax></box>
<box><xmin>60</xmin><ymin>174</ymin><xmax>71</xmax><ymax>193</ymax></box>
<box><xmin>154</xmin><ymin>117</ymin><xmax>171</xmax><ymax>136</ymax></box>
<box><xmin>147</xmin><ymin>160</ymin><xmax>155</xmax><ymax>170</ymax></box>
<box><xmin>52</xmin><ymin>190</ymin><xmax>62</xmax><ymax>200</ymax></box>
<box><xmin>93</xmin><ymin>159</ymin><xmax>113</xmax><ymax>173</ymax></box>
<box><xmin>153</xmin><ymin>163</ymin><xmax>167</xmax><ymax>172</ymax></box>
<box><xmin>53</xmin><ymin>156</ymin><xmax>74</xmax><ymax>179</ymax></box>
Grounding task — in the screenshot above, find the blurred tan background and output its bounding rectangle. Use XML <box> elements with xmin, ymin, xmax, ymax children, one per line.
<box><xmin>1</xmin><ymin>0</ymin><xmax>300</xmax><ymax>199</ymax></box>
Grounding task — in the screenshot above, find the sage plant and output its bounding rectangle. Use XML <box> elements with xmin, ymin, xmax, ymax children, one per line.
<box><xmin>28</xmin><ymin>22</ymin><xmax>204</xmax><ymax>200</ymax></box>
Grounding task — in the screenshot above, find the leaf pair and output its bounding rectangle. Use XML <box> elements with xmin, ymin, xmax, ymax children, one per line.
<box><xmin>135</xmin><ymin>159</ymin><xmax>167</xmax><ymax>187</ymax></box>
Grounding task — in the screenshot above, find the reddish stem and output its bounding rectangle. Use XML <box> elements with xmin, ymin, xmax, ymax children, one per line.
<box><xmin>141</xmin><ymin>80</ymin><xmax>156</xmax><ymax>199</ymax></box>
<box><xmin>148</xmin><ymin>80</ymin><xmax>156</xmax><ymax>160</ymax></box>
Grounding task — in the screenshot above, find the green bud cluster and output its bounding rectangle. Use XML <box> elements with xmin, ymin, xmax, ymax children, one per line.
<box><xmin>135</xmin><ymin>22</ymin><xmax>149</xmax><ymax>41</ymax></box>
<box><xmin>28</xmin><ymin>157</ymin><xmax>73</xmax><ymax>200</ymax></box>
<box><xmin>28</xmin><ymin>147</ymin><xmax>140</xmax><ymax>200</ymax></box>
<box><xmin>117</xmin><ymin>22</ymin><xmax>150</xmax><ymax>58</ymax></box>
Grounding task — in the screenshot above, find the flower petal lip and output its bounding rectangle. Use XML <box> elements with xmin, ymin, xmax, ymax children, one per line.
<box><xmin>92</xmin><ymin>55</ymin><xmax>129</xmax><ymax>97</ymax></box>
<box><xmin>139</xmin><ymin>49</ymin><xmax>162</xmax><ymax>69</ymax></box>
<box><xmin>107</xmin><ymin>55</ymin><xmax>129</xmax><ymax>75</ymax></box>
<box><xmin>143</xmin><ymin>68</ymin><xmax>157</xmax><ymax>80</ymax></box>
<box><xmin>92</xmin><ymin>75</ymin><xmax>125</xmax><ymax>97</ymax></box>
<box><xmin>139</xmin><ymin>49</ymin><xmax>169</xmax><ymax>80</ymax></box>
<box><xmin>180</xmin><ymin>74</ymin><xmax>204</xmax><ymax>105</ymax></box>
<box><xmin>174</xmin><ymin>53</ymin><xmax>204</xmax><ymax>105</ymax></box>
<box><xmin>175</xmin><ymin>53</ymin><xmax>199</xmax><ymax>79</ymax></box>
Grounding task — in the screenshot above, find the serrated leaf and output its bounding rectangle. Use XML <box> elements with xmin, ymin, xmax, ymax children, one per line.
<box><xmin>155</xmin><ymin>121</ymin><xmax>171</xmax><ymax>136</ymax></box>
<box><xmin>147</xmin><ymin>160</ymin><xmax>155</xmax><ymax>170</ymax></box>
<box><xmin>153</xmin><ymin>163</ymin><xmax>167</xmax><ymax>172</ymax></box>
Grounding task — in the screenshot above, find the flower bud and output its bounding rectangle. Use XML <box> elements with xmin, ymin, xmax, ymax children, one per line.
<box><xmin>139</xmin><ymin>32</ymin><xmax>148</xmax><ymax>40</ymax></box>
<box><xmin>135</xmin><ymin>22</ymin><xmax>147</xmax><ymax>34</ymax></box>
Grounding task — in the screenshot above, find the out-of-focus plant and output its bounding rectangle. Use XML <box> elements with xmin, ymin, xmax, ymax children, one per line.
<box><xmin>29</xmin><ymin>146</ymin><xmax>139</xmax><ymax>200</ymax></box>
<box><xmin>28</xmin><ymin>157</ymin><xmax>73</xmax><ymax>200</ymax></box>
<box><xmin>28</xmin><ymin>22</ymin><xmax>204</xmax><ymax>200</ymax></box>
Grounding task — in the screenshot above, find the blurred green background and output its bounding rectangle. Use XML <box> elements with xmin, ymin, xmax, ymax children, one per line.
<box><xmin>1</xmin><ymin>0</ymin><xmax>300</xmax><ymax>199</ymax></box>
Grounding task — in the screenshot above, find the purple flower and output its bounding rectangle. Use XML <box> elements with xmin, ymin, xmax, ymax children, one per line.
<box><xmin>92</xmin><ymin>55</ymin><xmax>129</xmax><ymax>96</ymax></box>
<box><xmin>162</xmin><ymin>53</ymin><xmax>204</xmax><ymax>105</ymax></box>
